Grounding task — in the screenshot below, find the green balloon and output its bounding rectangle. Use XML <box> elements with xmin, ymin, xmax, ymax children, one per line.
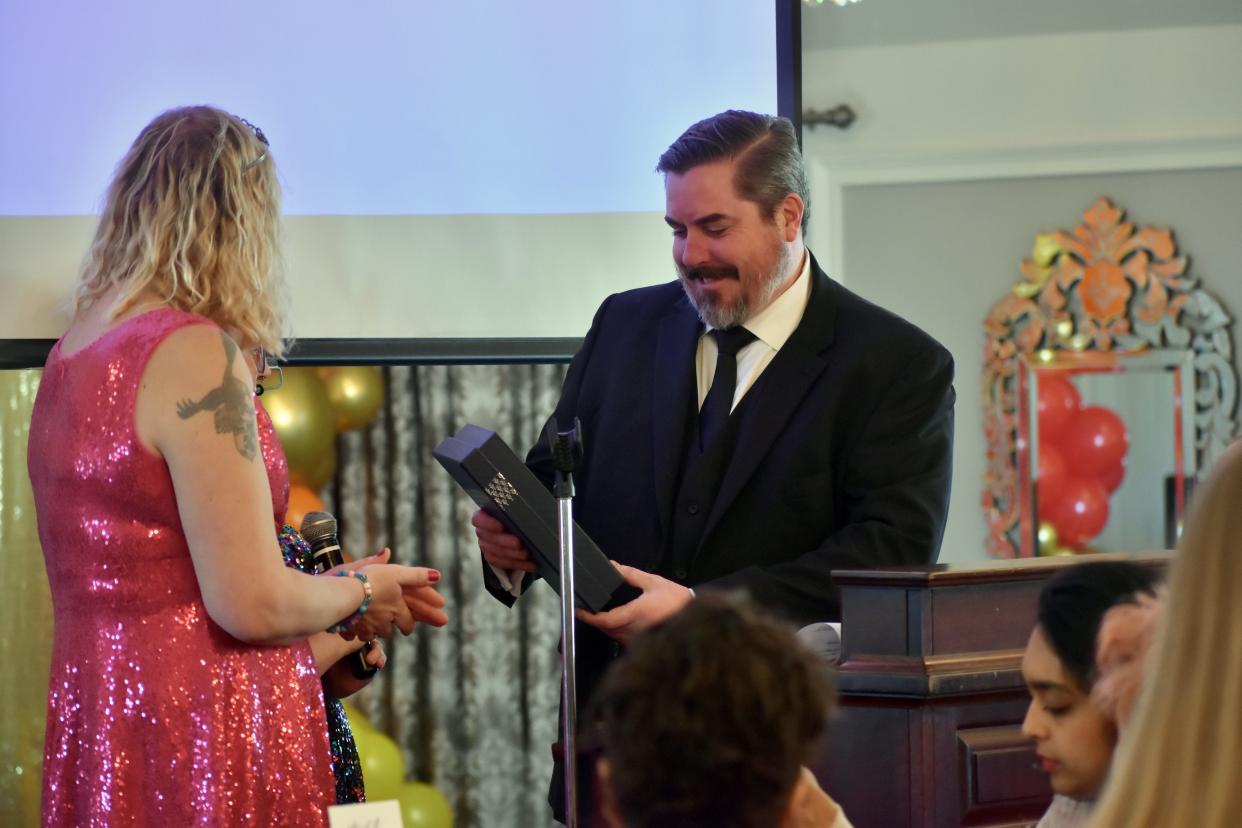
<box><xmin>351</xmin><ymin>727</ymin><xmax>406</xmax><ymax>803</ymax></box>
<box><xmin>398</xmin><ymin>782</ymin><xmax>453</xmax><ymax>828</ymax></box>
<box><xmin>341</xmin><ymin>701</ymin><xmax>375</xmax><ymax>733</ymax></box>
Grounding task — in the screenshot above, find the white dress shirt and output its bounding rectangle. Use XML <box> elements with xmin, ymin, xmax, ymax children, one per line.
<box><xmin>695</xmin><ymin>249</ymin><xmax>811</xmax><ymax>412</ymax></box>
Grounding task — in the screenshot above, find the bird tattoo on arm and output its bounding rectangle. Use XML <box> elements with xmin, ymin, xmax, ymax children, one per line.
<box><xmin>175</xmin><ymin>332</ymin><xmax>260</xmax><ymax>461</ymax></box>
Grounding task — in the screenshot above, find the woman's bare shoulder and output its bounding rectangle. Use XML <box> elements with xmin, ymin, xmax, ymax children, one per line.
<box><xmin>136</xmin><ymin>323</ymin><xmax>256</xmax><ymax>456</ymax></box>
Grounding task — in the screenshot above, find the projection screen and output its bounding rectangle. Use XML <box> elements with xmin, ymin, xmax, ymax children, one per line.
<box><xmin>0</xmin><ymin>1</ymin><xmax>800</xmax><ymax>362</ymax></box>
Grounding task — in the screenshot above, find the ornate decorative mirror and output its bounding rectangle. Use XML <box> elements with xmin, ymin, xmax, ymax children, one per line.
<box><xmin>983</xmin><ymin>197</ymin><xmax>1238</xmax><ymax>558</ymax></box>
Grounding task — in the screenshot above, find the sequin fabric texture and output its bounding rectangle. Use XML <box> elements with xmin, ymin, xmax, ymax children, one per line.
<box><xmin>277</xmin><ymin>524</ymin><xmax>367</xmax><ymax>805</ymax></box>
<box><xmin>27</xmin><ymin>308</ymin><xmax>336</xmax><ymax>826</ymax></box>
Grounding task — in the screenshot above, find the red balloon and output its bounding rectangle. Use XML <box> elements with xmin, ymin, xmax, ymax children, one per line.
<box><xmin>1046</xmin><ymin>476</ymin><xmax>1110</xmax><ymax>548</ymax></box>
<box><xmin>1036</xmin><ymin>442</ymin><xmax>1068</xmax><ymax>513</ymax></box>
<box><xmin>1036</xmin><ymin>372</ymin><xmax>1082</xmax><ymax>441</ymax></box>
<box><xmin>1097</xmin><ymin>458</ymin><xmax>1126</xmax><ymax>494</ymax></box>
<box><xmin>1060</xmin><ymin>405</ymin><xmax>1129</xmax><ymax>478</ymax></box>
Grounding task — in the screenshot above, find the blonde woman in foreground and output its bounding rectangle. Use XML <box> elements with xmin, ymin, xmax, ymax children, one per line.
<box><xmin>1086</xmin><ymin>440</ymin><xmax>1242</xmax><ymax>827</ymax></box>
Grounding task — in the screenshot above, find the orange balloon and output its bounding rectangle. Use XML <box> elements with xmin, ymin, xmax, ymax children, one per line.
<box><xmin>285</xmin><ymin>484</ymin><xmax>324</xmax><ymax>532</ymax></box>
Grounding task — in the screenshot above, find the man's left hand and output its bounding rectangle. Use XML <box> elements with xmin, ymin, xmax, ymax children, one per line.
<box><xmin>575</xmin><ymin>561</ymin><xmax>692</xmax><ymax>643</ymax></box>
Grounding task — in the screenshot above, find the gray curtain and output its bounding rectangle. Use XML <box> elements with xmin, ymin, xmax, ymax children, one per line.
<box><xmin>327</xmin><ymin>363</ymin><xmax>567</xmax><ymax>828</ymax></box>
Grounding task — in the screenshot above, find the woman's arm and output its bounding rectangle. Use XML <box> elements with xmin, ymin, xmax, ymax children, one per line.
<box><xmin>135</xmin><ymin>325</ymin><xmax>438</xmax><ymax>644</ymax></box>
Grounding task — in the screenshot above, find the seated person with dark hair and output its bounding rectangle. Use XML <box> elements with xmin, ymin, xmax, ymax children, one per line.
<box><xmin>1021</xmin><ymin>560</ymin><xmax>1161</xmax><ymax>828</ymax></box>
<box><xmin>587</xmin><ymin>592</ymin><xmax>851</xmax><ymax>828</ymax></box>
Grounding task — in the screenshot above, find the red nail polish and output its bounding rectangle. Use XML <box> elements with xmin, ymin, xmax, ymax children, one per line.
<box><xmin>428</xmin><ymin>570</ymin><xmax>441</xmax><ymax>583</ymax></box>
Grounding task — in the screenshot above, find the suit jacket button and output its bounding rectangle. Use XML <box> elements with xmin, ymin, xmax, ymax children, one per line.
<box><xmin>674</xmin><ymin>568</ymin><xmax>688</xmax><ymax>581</ymax></box>
<box><xmin>687</xmin><ymin>503</ymin><xmax>699</xmax><ymax>515</ymax></box>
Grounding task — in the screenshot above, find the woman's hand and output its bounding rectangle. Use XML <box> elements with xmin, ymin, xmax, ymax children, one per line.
<box><xmin>322</xmin><ymin>640</ymin><xmax>387</xmax><ymax>699</ymax></box>
<box><xmin>402</xmin><ymin>583</ymin><xmax>449</xmax><ymax>628</ymax></box>
<box><xmin>339</xmin><ymin>563</ymin><xmax>444</xmax><ymax>641</ymax></box>
<box><xmin>325</xmin><ymin>547</ymin><xmax>392</xmax><ymax>577</ymax></box>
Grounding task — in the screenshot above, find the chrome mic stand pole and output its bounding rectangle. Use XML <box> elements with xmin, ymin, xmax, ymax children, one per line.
<box><xmin>548</xmin><ymin>417</ymin><xmax>583</xmax><ymax>827</ymax></box>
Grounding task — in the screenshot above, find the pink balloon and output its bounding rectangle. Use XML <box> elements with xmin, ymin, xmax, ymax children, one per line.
<box><xmin>1060</xmin><ymin>405</ymin><xmax>1129</xmax><ymax>479</ymax></box>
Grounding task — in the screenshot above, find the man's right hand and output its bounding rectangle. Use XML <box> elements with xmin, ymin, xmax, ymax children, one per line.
<box><xmin>472</xmin><ymin>509</ymin><xmax>536</xmax><ymax>573</ymax></box>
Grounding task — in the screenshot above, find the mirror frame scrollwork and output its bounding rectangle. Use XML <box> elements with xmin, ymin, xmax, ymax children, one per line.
<box><xmin>982</xmin><ymin>197</ymin><xmax>1238</xmax><ymax>558</ymax></box>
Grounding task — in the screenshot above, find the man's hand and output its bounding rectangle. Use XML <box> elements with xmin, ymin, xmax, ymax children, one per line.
<box><xmin>472</xmin><ymin>509</ymin><xmax>536</xmax><ymax>573</ymax></box>
<box><xmin>575</xmin><ymin>561</ymin><xmax>693</xmax><ymax>643</ymax></box>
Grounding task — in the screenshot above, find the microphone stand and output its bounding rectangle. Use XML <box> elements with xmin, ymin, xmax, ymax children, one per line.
<box><xmin>548</xmin><ymin>417</ymin><xmax>584</xmax><ymax>827</ymax></box>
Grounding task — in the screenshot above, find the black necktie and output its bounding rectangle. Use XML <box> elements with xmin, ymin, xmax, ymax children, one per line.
<box><xmin>699</xmin><ymin>326</ymin><xmax>757</xmax><ymax>451</ymax></box>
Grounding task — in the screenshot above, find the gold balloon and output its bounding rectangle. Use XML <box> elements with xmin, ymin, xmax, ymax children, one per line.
<box><xmin>1037</xmin><ymin>521</ymin><xmax>1060</xmax><ymax>556</ymax></box>
<box><xmin>263</xmin><ymin>367</ymin><xmax>337</xmax><ymax>490</ymax></box>
<box><xmin>320</xmin><ymin>366</ymin><xmax>385</xmax><ymax>433</ymax></box>
<box><xmin>1050</xmin><ymin>546</ymin><xmax>1077</xmax><ymax>557</ymax></box>
<box><xmin>0</xmin><ymin>369</ymin><xmax>54</xmax><ymax>825</ymax></box>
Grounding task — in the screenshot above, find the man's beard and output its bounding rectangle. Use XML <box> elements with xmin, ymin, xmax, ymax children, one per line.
<box><xmin>678</xmin><ymin>242</ymin><xmax>795</xmax><ymax>330</ymax></box>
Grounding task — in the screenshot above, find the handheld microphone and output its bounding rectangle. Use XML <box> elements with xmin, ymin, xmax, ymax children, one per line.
<box><xmin>301</xmin><ymin>511</ymin><xmax>378</xmax><ymax>680</ymax></box>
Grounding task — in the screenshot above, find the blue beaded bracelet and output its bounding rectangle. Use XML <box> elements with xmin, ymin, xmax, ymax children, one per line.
<box><xmin>327</xmin><ymin>571</ymin><xmax>373</xmax><ymax>634</ymax></box>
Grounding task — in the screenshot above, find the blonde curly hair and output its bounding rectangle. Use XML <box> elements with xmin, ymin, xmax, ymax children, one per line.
<box><xmin>74</xmin><ymin>105</ymin><xmax>288</xmax><ymax>356</ymax></box>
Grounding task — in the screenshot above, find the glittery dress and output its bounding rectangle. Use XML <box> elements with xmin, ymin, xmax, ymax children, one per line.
<box><xmin>27</xmin><ymin>308</ymin><xmax>336</xmax><ymax>826</ymax></box>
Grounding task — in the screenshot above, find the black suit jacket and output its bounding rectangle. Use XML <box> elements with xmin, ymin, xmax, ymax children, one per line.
<box><xmin>485</xmin><ymin>252</ymin><xmax>955</xmax><ymax>708</ymax></box>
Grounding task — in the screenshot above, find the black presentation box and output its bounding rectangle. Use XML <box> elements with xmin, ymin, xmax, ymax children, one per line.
<box><xmin>433</xmin><ymin>424</ymin><xmax>634</xmax><ymax>612</ymax></box>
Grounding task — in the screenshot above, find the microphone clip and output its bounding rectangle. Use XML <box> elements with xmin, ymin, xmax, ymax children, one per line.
<box><xmin>547</xmin><ymin>417</ymin><xmax>584</xmax><ymax>499</ymax></box>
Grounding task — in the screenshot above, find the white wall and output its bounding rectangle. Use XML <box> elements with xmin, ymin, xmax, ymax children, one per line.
<box><xmin>801</xmin><ymin>24</ymin><xmax>1242</xmax><ymax>563</ymax></box>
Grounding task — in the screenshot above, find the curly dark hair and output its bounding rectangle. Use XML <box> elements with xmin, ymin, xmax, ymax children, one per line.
<box><xmin>588</xmin><ymin>592</ymin><xmax>835</xmax><ymax>828</ymax></box>
<box><xmin>656</xmin><ymin>109</ymin><xmax>810</xmax><ymax>234</ymax></box>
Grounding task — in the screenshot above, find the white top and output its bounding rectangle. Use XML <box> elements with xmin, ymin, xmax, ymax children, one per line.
<box><xmin>1035</xmin><ymin>795</ymin><xmax>1093</xmax><ymax>828</ymax></box>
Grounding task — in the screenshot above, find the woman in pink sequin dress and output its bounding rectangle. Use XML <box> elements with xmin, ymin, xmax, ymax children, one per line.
<box><xmin>27</xmin><ymin>107</ymin><xmax>448</xmax><ymax>827</ymax></box>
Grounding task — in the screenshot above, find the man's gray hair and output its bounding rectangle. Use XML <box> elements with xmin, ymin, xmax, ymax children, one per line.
<box><xmin>656</xmin><ymin>110</ymin><xmax>810</xmax><ymax>234</ymax></box>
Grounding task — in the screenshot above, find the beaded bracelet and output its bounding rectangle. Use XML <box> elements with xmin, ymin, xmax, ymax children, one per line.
<box><xmin>327</xmin><ymin>571</ymin><xmax>373</xmax><ymax>634</ymax></box>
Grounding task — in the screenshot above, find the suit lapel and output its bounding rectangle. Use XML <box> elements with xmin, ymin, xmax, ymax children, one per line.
<box><xmin>700</xmin><ymin>259</ymin><xmax>839</xmax><ymax>543</ymax></box>
<box><xmin>652</xmin><ymin>297</ymin><xmax>702</xmax><ymax>537</ymax></box>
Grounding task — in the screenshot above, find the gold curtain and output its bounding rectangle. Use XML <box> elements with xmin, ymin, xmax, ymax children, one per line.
<box><xmin>0</xmin><ymin>369</ymin><xmax>53</xmax><ymax>826</ymax></box>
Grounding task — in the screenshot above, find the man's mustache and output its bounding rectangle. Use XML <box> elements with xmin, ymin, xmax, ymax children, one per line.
<box><xmin>682</xmin><ymin>266</ymin><xmax>738</xmax><ymax>281</ymax></box>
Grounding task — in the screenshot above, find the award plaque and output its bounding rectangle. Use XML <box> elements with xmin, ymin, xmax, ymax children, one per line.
<box><xmin>433</xmin><ymin>424</ymin><xmax>637</xmax><ymax>612</ymax></box>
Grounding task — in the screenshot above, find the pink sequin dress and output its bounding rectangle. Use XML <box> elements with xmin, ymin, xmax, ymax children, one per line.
<box><xmin>27</xmin><ymin>307</ymin><xmax>336</xmax><ymax>826</ymax></box>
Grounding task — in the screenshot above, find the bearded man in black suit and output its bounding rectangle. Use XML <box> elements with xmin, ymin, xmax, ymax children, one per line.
<box><xmin>473</xmin><ymin>109</ymin><xmax>955</xmax><ymax>822</ymax></box>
